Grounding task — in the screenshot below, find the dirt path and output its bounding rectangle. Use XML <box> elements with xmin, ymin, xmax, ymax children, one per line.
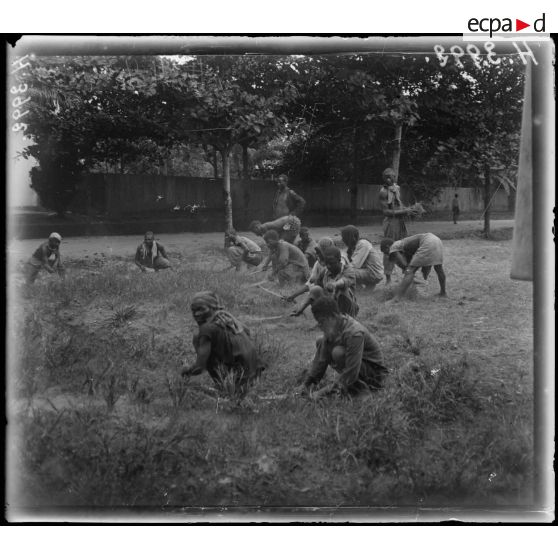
<box><xmin>7</xmin><ymin>219</ymin><xmax>514</xmax><ymax>264</ymax></box>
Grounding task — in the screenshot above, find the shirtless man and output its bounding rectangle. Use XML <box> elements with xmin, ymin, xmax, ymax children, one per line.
<box><xmin>257</xmin><ymin>230</ymin><xmax>310</xmax><ymax>286</ymax></box>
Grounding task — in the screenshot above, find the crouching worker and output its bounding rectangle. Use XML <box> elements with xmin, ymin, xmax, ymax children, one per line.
<box><xmin>288</xmin><ymin>245</ymin><xmax>358</xmax><ymax>318</ymax></box>
<box><xmin>249</xmin><ymin>215</ymin><xmax>301</xmax><ymax>245</ymax></box>
<box><xmin>295</xmin><ymin>227</ymin><xmax>318</xmax><ymax>267</ymax></box>
<box><xmin>225</xmin><ymin>229</ymin><xmax>262</xmax><ymax>271</ymax></box>
<box><xmin>181</xmin><ymin>291</ymin><xmax>263</xmax><ymax>396</ymax></box>
<box><xmin>26</xmin><ymin>232</ymin><xmax>65</xmax><ymax>285</ymax></box>
<box><xmin>283</xmin><ymin>236</ymin><xmax>335</xmax><ymax>306</ymax></box>
<box><xmin>298</xmin><ymin>297</ymin><xmax>388</xmax><ymax>400</ymax></box>
<box><xmin>340</xmin><ymin>225</ymin><xmax>383</xmax><ymax>288</ymax></box>
<box><xmin>135</xmin><ymin>231</ymin><xmax>171</xmax><ymax>272</ymax></box>
<box><xmin>380</xmin><ymin>233</ymin><xmax>446</xmax><ymax>302</ymax></box>
<box><xmin>257</xmin><ymin>230</ymin><xmax>309</xmax><ymax>286</ymax></box>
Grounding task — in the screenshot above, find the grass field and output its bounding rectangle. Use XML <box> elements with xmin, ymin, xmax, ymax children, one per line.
<box><xmin>6</xmin><ymin>226</ymin><xmax>534</xmax><ymax>516</ymax></box>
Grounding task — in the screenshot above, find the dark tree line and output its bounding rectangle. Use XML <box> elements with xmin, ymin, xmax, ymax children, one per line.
<box><xmin>17</xmin><ymin>51</ymin><xmax>524</xmax><ymax>232</ymax></box>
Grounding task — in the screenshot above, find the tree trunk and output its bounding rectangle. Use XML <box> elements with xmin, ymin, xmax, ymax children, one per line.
<box><xmin>392</xmin><ymin>123</ymin><xmax>403</xmax><ymax>182</ymax></box>
<box><xmin>350</xmin><ymin>126</ymin><xmax>359</xmax><ymax>222</ymax></box>
<box><xmin>242</xmin><ymin>143</ymin><xmax>250</xmax><ymax>179</ymax></box>
<box><xmin>483</xmin><ymin>164</ymin><xmax>491</xmax><ymax>238</ymax></box>
<box><xmin>221</xmin><ymin>147</ymin><xmax>234</xmax><ymax>233</ymax></box>
<box><xmin>233</xmin><ymin>148</ymin><xmax>242</xmax><ymax>179</ymax></box>
<box><xmin>508</xmin><ymin>186</ymin><xmax>516</xmax><ymax>212</ymax></box>
<box><xmin>213</xmin><ymin>149</ymin><xmax>219</xmax><ymax>179</ymax></box>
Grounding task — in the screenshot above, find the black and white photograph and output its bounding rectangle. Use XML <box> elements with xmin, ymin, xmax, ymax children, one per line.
<box><xmin>4</xmin><ymin>35</ymin><xmax>554</xmax><ymax>524</ymax></box>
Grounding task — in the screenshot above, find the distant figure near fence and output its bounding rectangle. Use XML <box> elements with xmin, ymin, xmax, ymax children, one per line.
<box><xmin>134</xmin><ymin>231</ymin><xmax>171</xmax><ymax>272</ymax></box>
<box><xmin>272</xmin><ymin>174</ymin><xmax>306</xmax><ymax>219</ymax></box>
<box><xmin>452</xmin><ymin>194</ymin><xmax>460</xmax><ymax>224</ymax></box>
<box><xmin>25</xmin><ymin>232</ymin><xmax>65</xmax><ymax>285</ymax></box>
<box><xmin>380</xmin><ymin>233</ymin><xmax>447</xmax><ymax>302</ymax></box>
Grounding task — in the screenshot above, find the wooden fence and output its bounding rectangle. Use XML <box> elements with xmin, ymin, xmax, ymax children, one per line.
<box><xmin>72</xmin><ymin>173</ymin><xmax>511</xmax><ymax>230</ymax></box>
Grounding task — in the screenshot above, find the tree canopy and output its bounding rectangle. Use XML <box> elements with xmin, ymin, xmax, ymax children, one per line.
<box><xmin>17</xmin><ymin>51</ymin><xmax>525</xmax><ymax>227</ymax></box>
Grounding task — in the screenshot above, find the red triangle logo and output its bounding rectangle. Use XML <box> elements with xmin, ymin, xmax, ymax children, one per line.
<box><xmin>516</xmin><ymin>19</ymin><xmax>530</xmax><ymax>31</ymax></box>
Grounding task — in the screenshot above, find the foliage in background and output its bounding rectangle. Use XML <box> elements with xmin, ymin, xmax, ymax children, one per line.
<box><xmin>19</xmin><ymin>52</ymin><xmax>524</xmax><ymax>224</ymax></box>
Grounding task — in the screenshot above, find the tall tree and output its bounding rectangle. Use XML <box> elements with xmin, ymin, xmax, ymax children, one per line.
<box><xmin>422</xmin><ymin>56</ymin><xmax>524</xmax><ymax>236</ymax></box>
<box><xmin>20</xmin><ymin>55</ymin><xmax>168</xmax><ymax>214</ymax></box>
<box><xmin>154</xmin><ymin>57</ymin><xmax>297</xmax><ymax>230</ymax></box>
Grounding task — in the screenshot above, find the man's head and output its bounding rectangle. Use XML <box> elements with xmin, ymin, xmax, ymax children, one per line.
<box><xmin>276</xmin><ymin>174</ymin><xmax>288</xmax><ymax>190</ymax></box>
<box><xmin>323</xmin><ymin>246</ymin><xmax>342</xmax><ymax>275</ymax></box>
<box><xmin>315</xmin><ymin>237</ymin><xmax>334</xmax><ymax>263</ymax></box>
<box><xmin>191</xmin><ymin>291</ymin><xmax>221</xmax><ymax>325</ymax></box>
<box><xmin>380</xmin><ymin>238</ymin><xmax>394</xmax><ymax>255</ymax></box>
<box><xmin>249</xmin><ymin>220</ymin><xmax>265</xmax><ymax>236</ymax></box>
<box><xmin>299</xmin><ymin>227</ymin><xmax>310</xmax><ymax>241</ymax></box>
<box><xmin>263</xmin><ymin>229</ymin><xmax>280</xmax><ymax>250</ymax></box>
<box><xmin>311</xmin><ymin>296</ymin><xmax>342</xmax><ymax>339</ymax></box>
<box><xmin>144</xmin><ymin>231</ymin><xmax>155</xmax><ymax>246</ymax></box>
<box><xmin>454</xmin><ymin>194</ymin><xmax>459</xmax><ymax>198</ymax></box>
<box><xmin>382</xmin><ymin>168</ymin><xmax>396</xmax><ymax>186</ymax></box>
<box><xmin>340</xmin><ymin>225</ymin><xmax>359</xmax><ymax>248</ymax></box>
<box><xmin>48</xmin><ymin>232</ymin><xmax>62</xmax><ymax>249</ymax></box>
<box><xmin>225</xmin><ymin>228</ymin><xmax>237</xmax><ymax>241</ymax></box>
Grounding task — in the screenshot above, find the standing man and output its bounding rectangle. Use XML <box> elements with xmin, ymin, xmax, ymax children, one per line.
<box><xmin>272</xmin><ymin>174</ymin><xmax>306</xmax><ymax>219</ymax></box>
<box><xmin>25</xmin><ymin>232</ymin><xmax>65</xmax><ymax>285</ymax></box>
<box><xmin>452</xmin><ymin>193</ymin><xmax>460</xmax><ymax>224</ymax></box>
<box><xmin>266</xmin><ymin>173</ymin><xmax>306</xmax><ymax>244</ymax></box>
<box><xmin>134</xmin><ymin>231</ymin><xmax>172</xmax><ymax>272</ymax></box>
<box><xmin>378</xmin><ymin>168</ymin><xmax>419</xmax><ymax>285</ymax></box>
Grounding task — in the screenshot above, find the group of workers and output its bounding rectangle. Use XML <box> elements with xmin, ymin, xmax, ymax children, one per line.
<box><xmin>23</xmin><ymin>169</ymin><xmax>448</xmax><ymax>402</ymax></box>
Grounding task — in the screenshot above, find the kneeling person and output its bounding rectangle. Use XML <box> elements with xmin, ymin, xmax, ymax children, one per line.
<box><xmin>225</xmin><ymin>229</ymin><xmax>262</xmax><ymax>271</ymax></box>
<box><xmin>300</xmin><ymin>297</ymin><xmax>388</xmax><ymax>400</ymax></box>
<box><xmin>291</xmin><ymin>245</ymin><xmax>358</xmax><ymax>318</ymax></box>
<box><xmin>295</xmin><ymin>227</ymin><xmax>318</xmax><ymax>267</ymax></box>
<box><xmin>259</xmin><ymin>230</ymin><xmax>309</xmax><ymax>286</ymax></box>
<box><xmin>181</xmin><ymin>291</ymin><xmax>263</xmax><ymax>395</ymax></box>
<box><xmin>380</xmin><ymin>233</ymin><xmax>446</xmax><ymax>301</ymax></box>
<box><xmin>135</xmin><ymin>231</ymin><xmax>171</xmax><ymax>272</ymax></box>
<box><xmin>340</xmin><ymin>225</ymin><xmax>383</xmax><ymax>288</ymax></box>
<box><xmin>26</xmin><ymin>232</ymin><xmax>65</xmax><ymax>285</ymax></box>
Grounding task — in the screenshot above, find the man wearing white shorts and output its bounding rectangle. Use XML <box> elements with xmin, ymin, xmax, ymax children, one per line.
<box><xmin>380</xmin><ymin>233</ymin><xmax>446</xmax><ymax>301</ymax></box>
